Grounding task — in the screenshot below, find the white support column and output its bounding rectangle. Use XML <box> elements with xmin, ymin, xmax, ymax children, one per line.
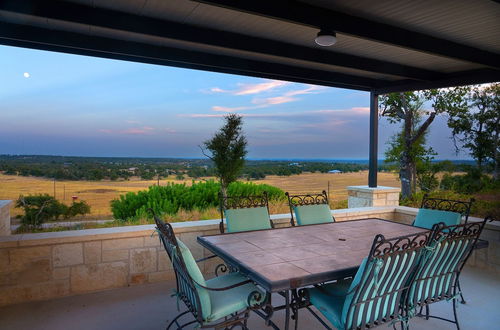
<box><xmin>0</xmin><ymin>200</ymin><xmax>12</xmax><ymax>235</ymax></box>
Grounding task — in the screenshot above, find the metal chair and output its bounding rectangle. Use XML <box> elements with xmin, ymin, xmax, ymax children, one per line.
<box><xmin>406</xmin><ymin>218</ymin><xmax>488</xmax><ymax>330</ymax></box>
<box><xmin>299</xmin><ymin>230</ymin><xmax>433</xmax><ymax>330</ymax></box>
<box><xmin>286</xmin><ymin>190</ymin><xmax>335</xmax><ymax>226</ymax></box>
<box><xmin>417</xmin><ymin>194</ymin><xmax>475</xmax><ymax>225</ymax></box>
<box><xmin>152</xmin><ymin>211</ymin><xmax>266</xmax><ymax>329</ymax></box>
<box><xmin>219</xmin><ymin>192</ymin><xmax>274</xmax><ymax>233</ymax></box>
<box><xmin>413</xmin><ymin>194</ymin><xmax>476</xmax><ymax>304</ymax></box>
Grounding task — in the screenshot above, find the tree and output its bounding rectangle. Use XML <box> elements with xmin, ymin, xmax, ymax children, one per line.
<box><xmin>202</xmin><ymin>114</ymin><xmax>248</xmax><ymax>199</ymax></box>
<box><xmin>380</xmin><ymin>87</ymin><xmax>469</xmax><ymax>198</ymax></box>
<box><xmin>447</xmin><ymin>83</ymin><xmax>500</xmax><ymax>179</ymax></box>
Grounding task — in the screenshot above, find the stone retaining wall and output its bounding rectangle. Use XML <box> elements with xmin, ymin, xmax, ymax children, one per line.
<box><xmin>0</xmin><ymin>200</ymin><xmax>11</xmax><ymax>236</ymax></box>
<box><xmin>1</xmin><ymin>206</ymin><xmax>498</xmax><ymax>307</ymax></box>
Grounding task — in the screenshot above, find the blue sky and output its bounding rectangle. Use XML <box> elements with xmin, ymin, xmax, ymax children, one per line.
<box><xmin>0</xmin><ymin>45</ymin><xmax>468</xmax><ymax>159</ymax></box>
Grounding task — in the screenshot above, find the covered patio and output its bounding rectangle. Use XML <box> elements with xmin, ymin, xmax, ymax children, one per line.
<box><xmin>0</xmin><ymin>0</ymin><xmax>499</xmax><ymax>329</ymax></box>
<box><xmin>1</xmin><ymin>267</ymin><xmax>499</xmax><ymax>329</ymax></box>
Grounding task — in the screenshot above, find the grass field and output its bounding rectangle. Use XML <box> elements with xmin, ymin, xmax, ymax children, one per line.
<box><xmin>0</xmin><ymin>171</ymin><xmax>400</xmax><ymax>220</ymax></box>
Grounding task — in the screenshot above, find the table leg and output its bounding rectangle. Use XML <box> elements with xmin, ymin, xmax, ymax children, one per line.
<box><xmin>284</xmin><ymin>290</ymin><xmax>290</xmax><ymax>330</ymax></box>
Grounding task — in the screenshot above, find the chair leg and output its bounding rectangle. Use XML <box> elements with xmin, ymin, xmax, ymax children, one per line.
<box><xmin>452</xmin><ymin>298</ymin><xmax>460</xmax><ymax>330</ymax></box>
<box><xmin>425</xmin><ymin>305</ymin><xmax>430</xmax><ymax>320</ymax></box>
<box><xmin>457</xmin><ymin>279</ymin><xmax>466</xmax><ymax>304</ymax></box>
<box><xmin>167</xmin><ymin>310</ymin><xmax>190</xmax><ymax>330</ymax></box>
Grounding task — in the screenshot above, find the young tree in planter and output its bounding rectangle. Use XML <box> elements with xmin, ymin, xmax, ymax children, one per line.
<box><xmin>380</xmin><ymin>87</ymin><xmax>469</xmax><ymax>198</ymax></box>
<box><xmin>202</xmin><ymin>114</ymin><xmax>248</xmax><ymax>199</ymax></box>
<box><xmin>448</xmin><ymin>83</ymin><xmax>500</xmax><ymax>179</ymax></box>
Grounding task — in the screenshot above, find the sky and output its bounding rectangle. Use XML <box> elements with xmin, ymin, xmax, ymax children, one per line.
<box><xmin>0</xmin><ymin>45</ymin><xmax>469</xmax><ymax>160</ymax></box>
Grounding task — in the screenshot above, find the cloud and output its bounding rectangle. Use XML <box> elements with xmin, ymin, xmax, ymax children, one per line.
<box><xmin>208</xmin><ymin>79</ymin><xmax>290</xmax><ymax>95</ymax></box>
<box><xmin>125</xmin><ymin>120</ymin><xmax>141</xmax><ymax>124</ymax></box>
<box><xmin>99</xmin><ymin>126</ymin><xmax>156</xmax><ymax>135</ymax></box>
<box><xmin>211</xmin><ymin>85</ymin><xmax>327</xmax><ymax>112</ymax></box>
<box><xmin>181</xmin><ymin>107</ymin><xmax>370</xmax><ymax>120</ymax></box>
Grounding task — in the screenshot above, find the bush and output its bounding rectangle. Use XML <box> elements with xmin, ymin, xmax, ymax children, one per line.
<box><xmin>65</xmin><ymin>201</ymin><xmax>91</xmax><ymax>219</ymax></box>
<box><xmin>110</xmin><ymin>180</ymin><xmax>285</xmax><ymax>221</ymax></box>
<box><xmin>15</xmin><ymin>194</ymin><xmax>91</xmax><ymax>228</ymax></box>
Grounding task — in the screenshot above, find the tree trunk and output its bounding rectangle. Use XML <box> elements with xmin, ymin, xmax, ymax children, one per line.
<box><xmin>400</xmin><ymin>151</ymin><xmax>412</xmax><ymax>198</ymax></box>
<box><xmin>494</xmin><ymin>127</ymin><xmax>499</xmax><ymax>180</ymax></box>
<box><xmin>220</xmin><ymin>182</ymin><xmax>228</xmax><ymax>200</ymax></box>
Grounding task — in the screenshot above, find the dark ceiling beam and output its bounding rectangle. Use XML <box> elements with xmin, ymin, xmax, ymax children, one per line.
<box><xmin>197</xmin><ymin>0</ymin><xmax>500</xmax><ymax>69</ymax></box>
<box><xmin>0</xmin><ymin>22</ymin><xmax>380</xmax><ymax>91</ymax></box>
<box><xmin>0</xmin><ymin>0</ymin><xmax>442</xmax><ymax>81</ymax></box>
<box><xmin>373</xmin><ymin>69</ymin><xmax>500</xmax><ymax>94</ymax></box>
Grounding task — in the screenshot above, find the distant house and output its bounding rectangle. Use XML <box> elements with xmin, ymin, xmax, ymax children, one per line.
<box><xmin>328</xmin><ymin>170</ymin><xmax>342</xmax><ymax>174</ymax></box>
<box><xmin>288</xmin><ymin>162</ymin><xmax>300</xmax><ymax>166</ymax></box>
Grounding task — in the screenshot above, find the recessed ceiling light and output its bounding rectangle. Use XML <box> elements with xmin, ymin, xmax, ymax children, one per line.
<box><xmin>315</xmin><ymin>29</ymin><xmax>337</xmax><ymax>47</ymax></box>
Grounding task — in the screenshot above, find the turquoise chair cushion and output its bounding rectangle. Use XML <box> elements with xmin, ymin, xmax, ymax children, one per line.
<box><xmin>205</xmin><ymin>272</ymin><xmax>265</xmax><ymax>323</ymax></box>
<box><xmin>177</xmin><ymin>239</ymin><xmax>211</xmax><ymax>320</ymax></box>
<box><xmin>224</xmin><ymin>207</ymin><xmax>272</xmax><ymax>233</ymax></box>
<box><xmin>414</xmin><ymin>208</ymin><xmax>461</xmax><ymax>229</ymax></box>
<box><xmin>307</xmin><ymin>257</ymin><xmax>367</xmax><ymax>329</ymax></box>
<box><xmin>293</xmin><ymin>204</ymin><xmax>333</xmax><ymax>226</ymax></box>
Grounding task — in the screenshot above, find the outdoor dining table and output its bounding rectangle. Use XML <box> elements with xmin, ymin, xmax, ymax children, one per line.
<box><xmin>197</xmin><ymin>218</ymin><xmax>427</xmax><ymax>329</ymax></box>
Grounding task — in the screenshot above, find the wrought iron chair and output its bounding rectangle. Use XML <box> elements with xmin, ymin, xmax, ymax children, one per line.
<box><xmin>219</xmin><ymin>192</ymin><xmax>274</xmax><ymax>233</ymax></box>
<box><xmin>413</xmin><ymin>194</ymin><xmax>475</xmax><ymax>229</ymax></box>
<box><xmin>298</xmin><ymin>230</ymin><xmax>433</xmax><ymax>330</ymax></box>
<box><xmin>405</xmin><ymin>218</ymin><xmax>488</xmax><ymax>330</ymax></box>
<box><xmin>152</xmin><ymin>212</ymin><xmax>266</xmax><ymax>329</ymax></box>
<box><xmin>285</xmin><ymin>190</ymin><xmax>335</xmax><ymax>226</ymax></box>
<box><xmin>413</xmin><ymin>194</ymin><xmax>475</xmax><ymax>304</ymax></box>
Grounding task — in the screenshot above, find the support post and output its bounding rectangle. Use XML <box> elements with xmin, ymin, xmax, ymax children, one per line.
<box><xmin>368</xmin><ymin>92</ymin><xmax>378</xmax><ymax>187</ymax></box>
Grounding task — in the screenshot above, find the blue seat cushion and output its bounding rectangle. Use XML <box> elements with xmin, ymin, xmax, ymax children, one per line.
<box><xmin>307</xmin><ymin>258</ymin><xmax>367</xmax><ymax>329</ymax></box>
<box><xmin>224</xmin><ymin>207</ymin><xmax>272</xmax><ymax>233</ymax></box>
<box><xmin>205</xmin><ymin>272</ymin><xmax>265</xmax><ymax>323</ymax></box>
<box><xmin>307</xmin><ymin>280</ymin><xmax>351</xmax><ymax>329</ymax></box>
<box><xmin>414</xmin><ymin>208</ymin><xmax>461</xmax><ymax>229</ymax></box>
<box><xmin>293</xmin><ymin>204</ymin><xmax>333</xmax><ymax>226</ymax></box>
<box><xmin>176</xmin><ymin>239</ymin><xmax>211</xmax><ymax>320</ymax></box>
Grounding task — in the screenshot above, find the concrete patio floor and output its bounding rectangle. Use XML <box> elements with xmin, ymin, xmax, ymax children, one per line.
<box><xmin>1</xmin><ymin>267</ymin><xmax>499</xmax><ymax>330</ymax></box>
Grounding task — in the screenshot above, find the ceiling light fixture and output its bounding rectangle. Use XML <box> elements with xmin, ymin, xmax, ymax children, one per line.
<box><xmin>315</xmin><ymin>29</ymin><xmax>337</xmax><ymax>46</ymax></box>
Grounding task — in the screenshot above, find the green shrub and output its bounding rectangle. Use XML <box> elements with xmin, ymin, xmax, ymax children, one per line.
<box><xmin>15</xmin><ymin>194</ymin><xmax>92</xmax><ymax>228</ymax></box>
<box><xmin>110</xmin><ymin>180</ymin><xmax>284</xmax><ymax>221</ymax></box>
<box><xmin>65</xmin><ymin>201</ymin><xmax>91</xmax><ymax>219</ymax></box>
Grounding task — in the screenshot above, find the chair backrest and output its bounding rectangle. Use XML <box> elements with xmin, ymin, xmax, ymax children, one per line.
<box><xmin>286</xmin><ymin>190</ymin><xmax>334</xmax><ymax>226</ymax></box>
<box><xmin>420</xmin><ymin>194</ymin><xmax>475</xmax><ymax>223</ymax></box>
<box><xmin>152</xmin><ymin>212</ymin><xmax>208</xmax><ymax>323</ymax></box>
<box><xmin>219</xmin><ymin>192</ymin><xmax>273</xmax><ymax>233</ymax></box>
<box><xmin>342</xmin><ymin>230</ymin><xmax>433</xmax><ymax>330</ymax></box>
<box><xmin>407</xmin><ymin>219</ymin><xmax>487</xmax><ymax>311</ymax></box>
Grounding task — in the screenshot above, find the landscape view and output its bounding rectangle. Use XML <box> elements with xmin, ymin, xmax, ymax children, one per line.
<box><xmin>1</xmin><ymin>2</ymin><xmax>499</xmax><ymax>329</ymax></box>
<box><xmin>1</xmin><ymin>45</ymin><xmax>498</xmax><ymax>233</ymax></box>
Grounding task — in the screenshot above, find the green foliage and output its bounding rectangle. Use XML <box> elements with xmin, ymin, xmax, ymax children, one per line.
<box><xmin>110</xmin><ymin>180</ymin><xmax>284</xmax><ymax>221</ymax></box>
<box><xmin>66</xmin><ymin>201</ymin><xmax>91</xmax><ymax>218</ymax></box>
<box><xmin>15</xmin><ymin>194</ymin><xmax>91</xmax><ymax>227</ymax></box>
<box><xmin>440</xmin><ymin>168</ymin><xmax>500</xmax><ymax>194</ymax></box>
<box><xmin>380</xmin><ymin>87</ymin><xmax>470</xmax><ymax>198</ymax></box>
<box><xmin>202</xmin><ymin>114</ymin><xmax>247</xmax><ymax>197</ymax></box>
<box><xmin>447</xmin><ymin>83</ymin><xmax>500</xmax><ymax>177</ymax></box>
<box><xmin>399</xmin><ymin>189</ymin><xmax>499</xmax><ymax>218</ymax></box>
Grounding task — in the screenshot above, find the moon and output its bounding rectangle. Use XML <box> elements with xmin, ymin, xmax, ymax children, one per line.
<box><xmin>23</xmin><ymin>72</ymin><xmax>30</xmax><ymax>78</ymax></box>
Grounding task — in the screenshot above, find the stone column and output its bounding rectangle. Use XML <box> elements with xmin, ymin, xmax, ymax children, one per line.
<box><xmin>0</xmin><ymin>200</ymin><xmax>12</xmax><ymax>235</ymax></box>
<box><xmin>347</xmin><ymin>186</ymin><xmax>401</xmax><ymax>208</ymax></box>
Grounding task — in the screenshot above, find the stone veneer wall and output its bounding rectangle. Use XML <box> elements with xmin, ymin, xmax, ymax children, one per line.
<box><xmin>347</xmin><ymin>186</ymin><xmax>401</xmax><ymax>208</ymax></box>
<box><xmin>0</xmin><ymin>201</ymin><xmax>12</xmax><ymax>236</ymax></box>
<box><xmin>1</xmin><ymin>206</ymin><xmax>498</xmax><ymax>307</ymax></box>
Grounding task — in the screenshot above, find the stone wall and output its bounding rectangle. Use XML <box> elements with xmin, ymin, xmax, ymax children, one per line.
<box><xmin>0</xmin><ymin>200</ymin><xmax>12</xmax><ymax>236</ymax></box>
<box><xmin>347</xmin><ymin>186</ymin><xmax>401</xmax><ymax>208</ymax></box>
<box><xmin>1</xmin><ymin>206</ymin><xmax>497</xmax><ymax>307</ymax></box>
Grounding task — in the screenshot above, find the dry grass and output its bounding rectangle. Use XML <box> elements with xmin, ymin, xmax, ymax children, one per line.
<box><xmin>0</xmin><ymin>171</ymin><xmax>401</xmax><ymax>220</ymax></box>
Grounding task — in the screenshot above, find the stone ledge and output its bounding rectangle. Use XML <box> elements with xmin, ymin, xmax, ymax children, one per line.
<box><xmin>347</xmin><ymin>186</ymin><xmax>401</xmax><ymax>193</ymax></box>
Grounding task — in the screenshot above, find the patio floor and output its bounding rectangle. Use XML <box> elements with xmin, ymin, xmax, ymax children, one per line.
<box><xmin>1</xmin><ymin>267</ymin><xmax>498</xmax><ymax>330</ymax></box>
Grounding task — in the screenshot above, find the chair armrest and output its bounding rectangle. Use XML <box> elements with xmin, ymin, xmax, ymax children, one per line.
<box><xmin>195</xmin><ymin>254</ymin><xmax>218</xmax><ymax>263</ymax></box>
<box><xmin>194</xmin><ymin>278</ymin><xmax>253</xmax><ymax>291</ymax></box>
